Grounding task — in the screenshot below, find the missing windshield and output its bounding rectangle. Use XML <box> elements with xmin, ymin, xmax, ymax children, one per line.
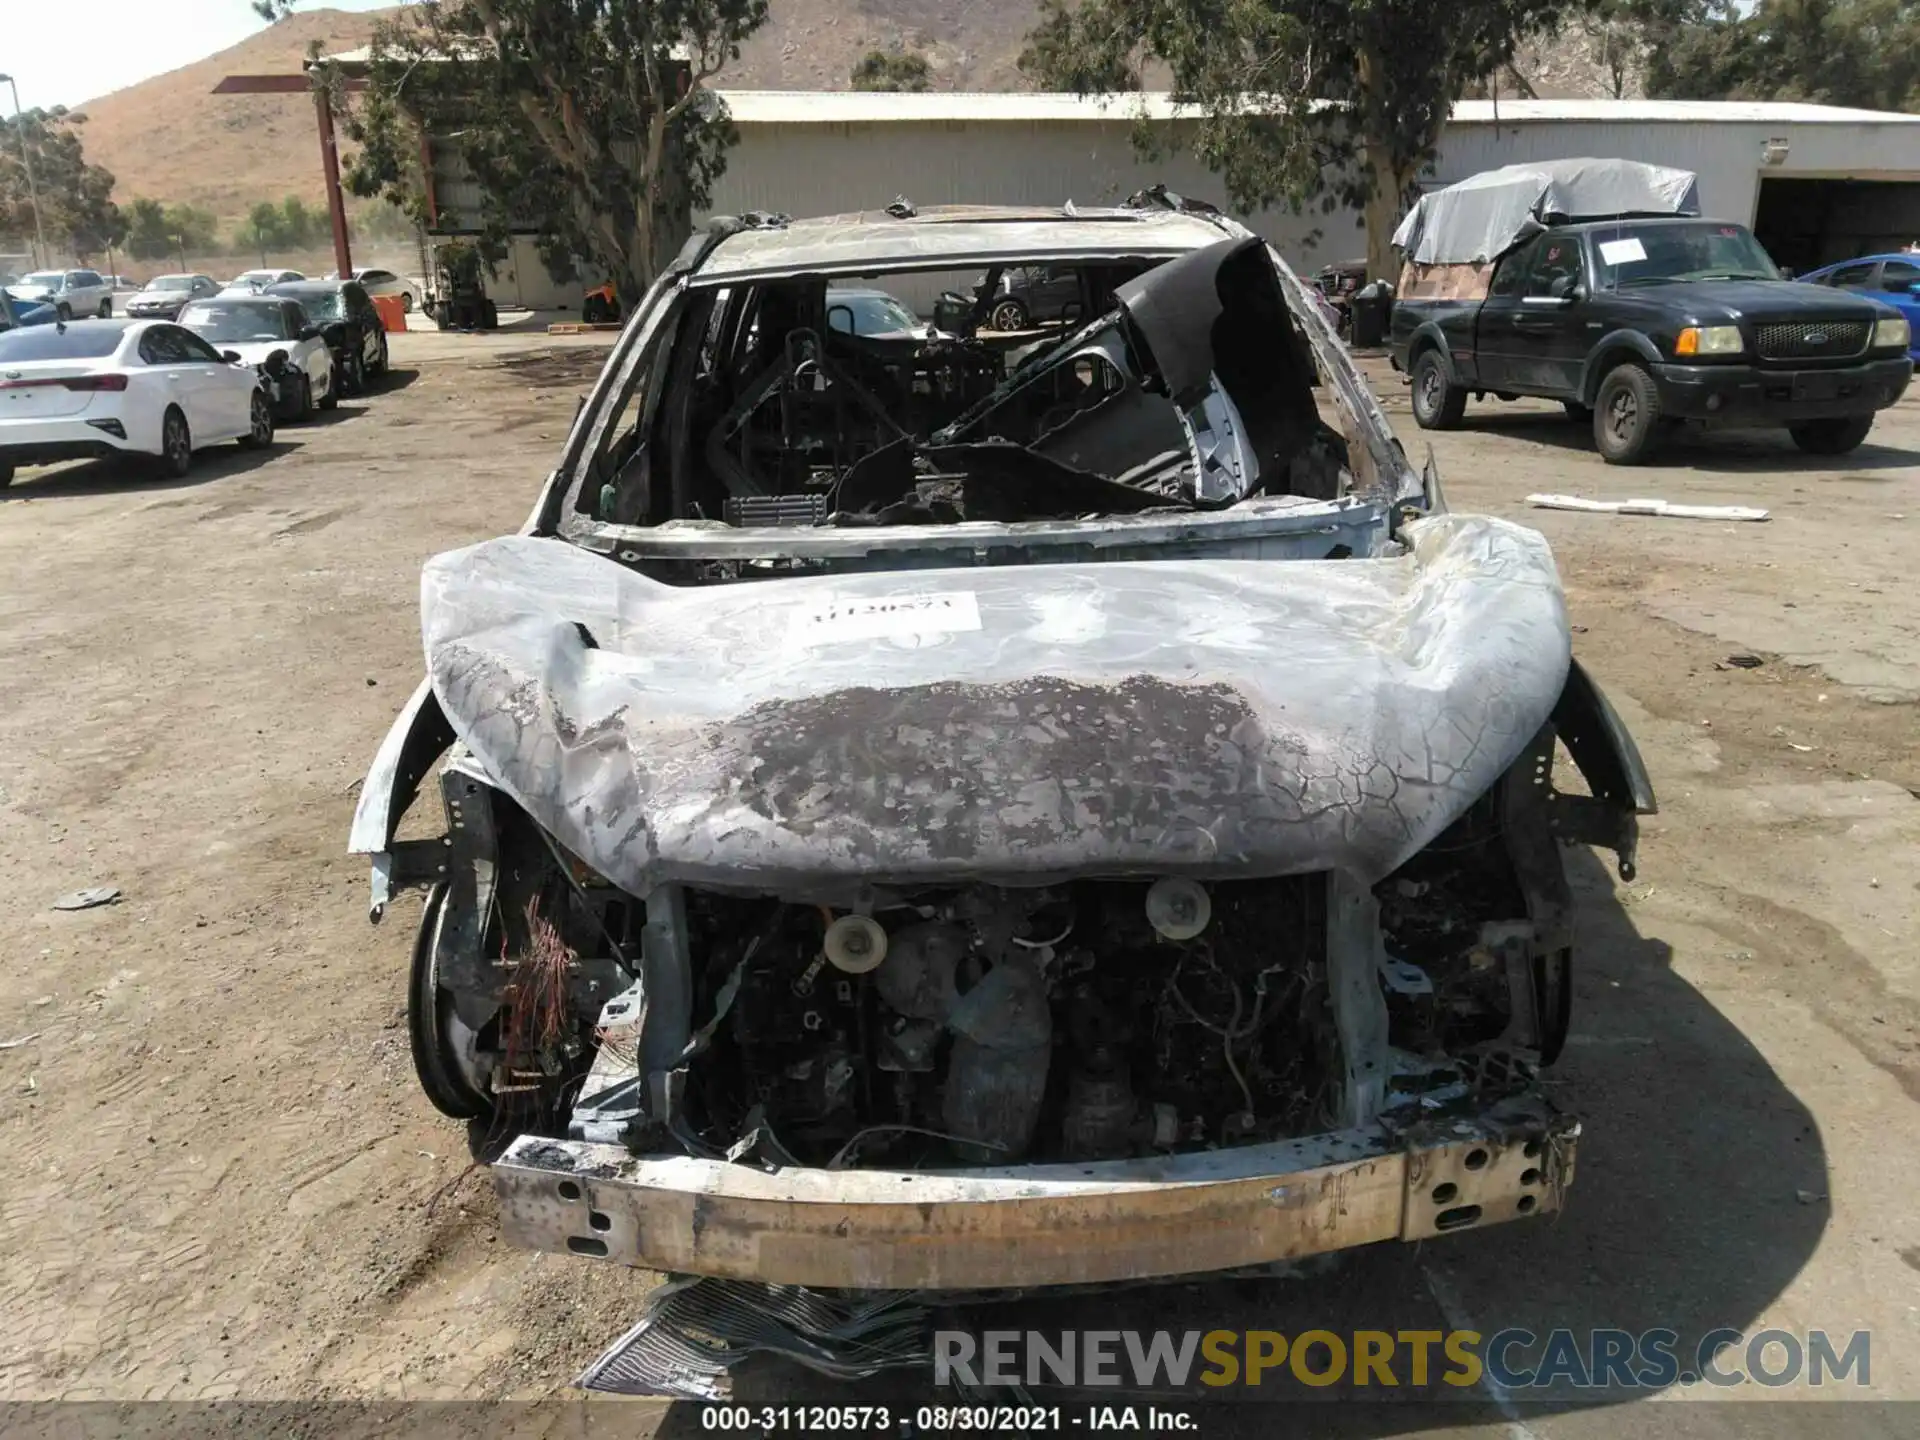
<box><xmin>577</xmin><ymin>237</ymin><xmax>1347</xmax><ymax>539</ymax></box>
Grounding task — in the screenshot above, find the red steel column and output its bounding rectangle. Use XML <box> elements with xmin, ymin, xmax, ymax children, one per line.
<box><xmin>315</xmin><ymin>85</ymin><xmax>354</xmax><ymax>277</ymax></box>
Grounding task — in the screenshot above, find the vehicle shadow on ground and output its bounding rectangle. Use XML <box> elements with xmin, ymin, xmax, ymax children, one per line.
<box><xmin>370</xmin><ymin>366</ymin><xmax>422</xmax><ymax>394</ymax></box>
<box><xmin>275</xmin><ymin>369</ymin><xmax>421</xmax><ymax>429</ymax></box>
<box><xmin>651</xmin><ymin>846</ymin><xmax>1827</xmax><ymax>1436</ymax></box>
<box><xmin>0</xmin><ymin>443</ymin><xmax>288</xmax><ymax>501</ymax></box>
<box><xmin>1462</xmin><ymin>409</ymin><xmax>1918</xmax><ymax>475</ymax></box>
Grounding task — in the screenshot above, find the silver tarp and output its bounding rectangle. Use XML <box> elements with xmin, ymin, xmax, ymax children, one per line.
<box><xmin>417</xmin><ymin>512</ymin><xmax>1571</xmax><ymax>900</ymax></box>
<box><xmin>1392</xmin><ymin>158</ymin><xmax>1701</xmax><ymax>266</ymax></box>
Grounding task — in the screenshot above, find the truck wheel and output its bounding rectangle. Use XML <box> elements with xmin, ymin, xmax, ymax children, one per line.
<box><xmin>1410</xmin><ymin>350</ymin><xmax>1467</xmax><ymax>430</ymax></box>
<box><xmin>1789</xmin><ymin>416</ymin><xmax>1873</xmax><ymax>455</ymax></box>
<box><xmin>1593</xmin><ymin>363</ymin><xmax>1664</xmax><ymax>464</ymax></box>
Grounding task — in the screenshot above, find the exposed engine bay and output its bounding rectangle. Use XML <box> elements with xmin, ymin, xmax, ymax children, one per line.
<box><xmin>406</xmin><ymin>730</ymin><xmax>1581</xmax><ymax>1174</ymax></box>
<box><xmin>591</xmin><ymin>234</ymin><xmax>1350</xmax><ymax>542</ymax></box>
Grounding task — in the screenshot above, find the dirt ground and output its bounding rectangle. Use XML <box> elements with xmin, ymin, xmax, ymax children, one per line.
<box><xmin>0</xmin><ymin>330</ymin><xmax>1916</xmax><ymax>1433</ymax></box>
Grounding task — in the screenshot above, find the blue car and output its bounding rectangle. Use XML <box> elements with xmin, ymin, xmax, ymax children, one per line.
<box><xmin>0</xmin><ymin>288</ymin><xmax>57</xmax><ymax>328</ymax></box>
<box><xmin>1798</xmin><ymin>253</ymin><xmax>1920</xmax><ymax>361</ymax></box>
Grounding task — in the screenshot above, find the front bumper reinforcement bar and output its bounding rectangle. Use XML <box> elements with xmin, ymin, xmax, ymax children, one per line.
<box><xmin>492</xmin><ymin>1102</ymin><xmax>1577</xmax><ymax>1290</ymax></box>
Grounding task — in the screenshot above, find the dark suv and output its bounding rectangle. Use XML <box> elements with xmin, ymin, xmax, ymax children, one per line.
<box><xmin>265</xmin><ymin>280</ymin><xmax>390</xmax><ymax>395</ymax></box>
<box><xmin>1391</xmin><ymin>217</ymin><xmax>1912</xmax><ymax>462</ymax></box>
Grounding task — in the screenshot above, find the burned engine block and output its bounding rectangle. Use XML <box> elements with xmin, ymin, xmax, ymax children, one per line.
<box><xmin>681</xmin><ymin>877</ymin><xmax>1333</xmax><ymax>1169</ymax></box>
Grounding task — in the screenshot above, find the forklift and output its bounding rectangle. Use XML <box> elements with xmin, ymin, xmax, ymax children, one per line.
<box><xmin>423</xmin><ymin>240</ymin><xmax>499</xmax><ymax>331</ymax></box>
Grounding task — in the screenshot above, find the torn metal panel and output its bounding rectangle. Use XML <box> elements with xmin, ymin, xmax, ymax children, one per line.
<box><xmin>421</xmin><ymin>513</ymin><xmax>1569</xmax><ymax>901</ymax></box>
<box><xmin>577</xmin><ymin>1279</ymin><xmax>931</xmax><ymax>1399</ymax></box>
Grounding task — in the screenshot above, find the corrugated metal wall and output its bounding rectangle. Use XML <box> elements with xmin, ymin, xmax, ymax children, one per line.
<box><xmin>432</xmin><ymin>111</ymin><xmax>1920</xmax><ymax>309</ymax></box>
<box><xmin>704</xmin><ymin>118</ymin><xmax>1358</xmax><ymax>308</ymax></box>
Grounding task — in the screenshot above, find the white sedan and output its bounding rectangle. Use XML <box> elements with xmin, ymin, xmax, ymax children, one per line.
<box><xmin>222</xmin><ymin>269</ymin><xmax>307</xmax><ymax>295</ymax></box>
<box><xmin>341</xmin><ymin>267</ymin><xmax>420</xmax><ymax>312</ymax></box>
<box><xmin>0</xmin><ymin>318</ymin><xmax>274</xmax><ymax>486</ymax></box>
<box><xmin>178</xmin><ymin>295</ymin><xmax>335</xmax><ymax>420</ymax></box>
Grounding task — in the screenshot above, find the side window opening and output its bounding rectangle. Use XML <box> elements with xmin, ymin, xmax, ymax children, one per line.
<box><xmin>1489</xmin><ymin>238</ymin><xmax>1541</xmax><ymax>299</ymax></box>
<box><xmin>1522</xmin><ymin>236</ymin><xmax>1584</xmax><ymax>298</ymax></box>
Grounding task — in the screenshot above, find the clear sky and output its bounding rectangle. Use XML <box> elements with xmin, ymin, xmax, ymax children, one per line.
<box><xmin>1</xmin><ymin>0</ymin><xmax>393</xmax><ymax>112</ymax></box>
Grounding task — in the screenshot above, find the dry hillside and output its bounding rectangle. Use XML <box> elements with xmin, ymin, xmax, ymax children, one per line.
<box><xmin>77</xmin><ymin>5</ymin><xmax>1630</xmax><ymax>221</ymax></box>
<box><xmin>75</xmin><ymin>8</ymin><xmax>394</xmax><ymax>222</ymax></box>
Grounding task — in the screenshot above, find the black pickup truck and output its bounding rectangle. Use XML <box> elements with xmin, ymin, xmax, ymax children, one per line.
<box><xmin>1391</xmin><ymin>216</ymin><xmax>1913</xmax><ymax>462</ymax></box>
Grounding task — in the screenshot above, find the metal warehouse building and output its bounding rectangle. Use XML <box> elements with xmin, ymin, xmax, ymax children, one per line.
<box><xmin>428</xmin><ymin>92</ymin><xmax>1920</xmax><ymax>309</ymax></box>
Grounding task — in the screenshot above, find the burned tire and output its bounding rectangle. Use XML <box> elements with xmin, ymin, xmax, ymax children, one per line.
<box><xmin>1410</xmin><ymin>349</ymin><xmax>1466</xmax><ymax>430</ymax></box>
<box><xmin>1789</xmin><ymin>415</ymin><xmax>1873</xmax><ymax>456</ymax></box>
<box><xmin>1593</xmin><ymin>362</ymin><xmax>1664</xmax><ymax>465</ymax></box>
<box><xmin>409</xmin><ymin>883</ymin><xmax>493</xmax><ymax>1121</ymax></box>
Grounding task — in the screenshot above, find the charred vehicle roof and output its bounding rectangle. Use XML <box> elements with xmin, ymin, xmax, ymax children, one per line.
<box><xmin>351</xmin><ymin>198</ymin><xmax>1654</xmax><ymax>1393</ymax></box>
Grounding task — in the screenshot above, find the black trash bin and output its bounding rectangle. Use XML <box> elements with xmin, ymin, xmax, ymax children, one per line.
<box><xmin>1349</xmin><ymin>281</ymin><xmax>1392</xmax><ymax>348</ymax></box>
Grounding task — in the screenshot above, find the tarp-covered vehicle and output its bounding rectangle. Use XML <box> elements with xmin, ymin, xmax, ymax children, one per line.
<box><xmin>352</xmin><ymin>201</ymin><xmax>1653</xmax><ymax>1388</ymax></box>
<box><xmin>1390</xmin><ymin>159</ymin><xmax>1912</xmax><ymax>461</ymax></box>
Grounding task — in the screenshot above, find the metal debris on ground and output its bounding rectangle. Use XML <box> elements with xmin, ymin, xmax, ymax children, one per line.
<box><xmin>576</xmin><ymin>1277</ymin><xmax>931</xmax><ymax>1400</ymax></box>
<box><xmin>1526</xmin><ymin>494</ymin><xmax>1771</xmax><ymax>522</ymax></box>
<box><xmin>0</xmin><ymin>1033</ymin><xmax>42</xmax><ymax>1050</ymax></box>
<box><xmin>1724</xmin><ymin>654</ymin><xmax>1765</xmax><ymax>669</ymax></box>
<box><xmin>52</xmin><ymin>887</ymin><xmax>121</xmax><ymax>911</ymax></box>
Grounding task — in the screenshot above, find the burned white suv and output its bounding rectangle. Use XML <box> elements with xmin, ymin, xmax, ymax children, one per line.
<box><xmin>352</xmin><ymin>200</ymin><xmax>1653</xmax><ymax>1386</ymax></box>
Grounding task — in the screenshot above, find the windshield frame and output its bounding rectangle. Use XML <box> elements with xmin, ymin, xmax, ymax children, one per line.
<box><xmin>539</xmin><ymin>228</ymin><xmax>1420</xmax><ymax>553</ymax></box>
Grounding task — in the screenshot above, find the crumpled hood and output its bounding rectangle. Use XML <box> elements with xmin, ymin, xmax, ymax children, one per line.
<box><xmin>421</xmin><ymin>515</ymin><xmax>1571</xmax><ymax>898</ymax></box>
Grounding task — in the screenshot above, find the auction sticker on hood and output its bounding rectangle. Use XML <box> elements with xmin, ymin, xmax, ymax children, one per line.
<box><xmin>787</xmin><ymin>590</ymin><xmax>982</xmax><ymax>648</ymax></box>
